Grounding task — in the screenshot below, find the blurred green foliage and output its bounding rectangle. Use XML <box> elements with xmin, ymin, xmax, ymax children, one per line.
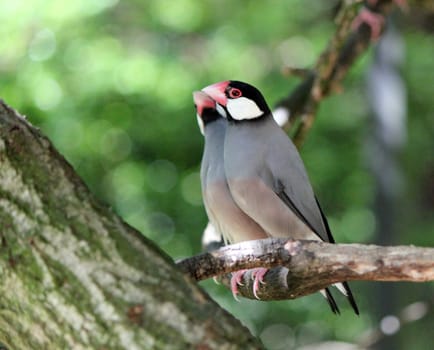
<box><xmin>1</xmin><ymin>0</ymin><xmax>433</xmax><ymax>348</ymax></box>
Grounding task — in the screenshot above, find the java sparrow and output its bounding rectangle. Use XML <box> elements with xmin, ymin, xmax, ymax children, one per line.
<box><xmin>201</xmin><ymin>81</ymin><xmax>359</xmax><ymax>315</ymax></box>
<box><xmin>193</xmin><ymin>91</ymin><xmax>269</xmax><ymax>296</ymax></box>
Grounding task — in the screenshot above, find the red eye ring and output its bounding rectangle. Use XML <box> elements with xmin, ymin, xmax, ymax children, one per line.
<box><xmin>228</xmin><ymin>88</ymin><xmax>242</xmax><ymax>99</ymax></box>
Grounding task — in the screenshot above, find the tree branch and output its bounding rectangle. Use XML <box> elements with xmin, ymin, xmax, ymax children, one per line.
<box><xmin>178</xmin><ymin>239</ymin><xmax>434</xmax><ymax>300</ymax></box>
<box><xmin>275</xmin><ymin>0</ymin><xmax>401</xmax><ymax>146</ymax></box>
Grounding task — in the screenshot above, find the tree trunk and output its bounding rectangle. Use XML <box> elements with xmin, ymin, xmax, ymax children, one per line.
<box><xmin>0</xmin><ymin>100</ymin><xmax>263</xmax><ymax>350</ymax></box>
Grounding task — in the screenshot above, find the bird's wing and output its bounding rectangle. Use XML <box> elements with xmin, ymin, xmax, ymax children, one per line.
<box><xmin>267</xmin><ymin>132</ymin><xmax>333</xmax><ymax>243</ymax></box>
<box><xmin>226</xmin><ymin>176</ymin><xmax>344</xmax><ymax>315</ymax></box>
<box><xmin>268</xmin><ymin>137</ymin><xmax>360</xmax><ymax>314</ymax></box>
<box><xmin>227</xmin><ymin>177</ymin><xmax>319</xmax><ymax>241</ymax></box>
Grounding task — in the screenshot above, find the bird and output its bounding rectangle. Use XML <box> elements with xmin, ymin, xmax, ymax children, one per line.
<box><xmin>193</xmin><ymin>91</ymin><xmax>269</xmax><ymax>297</ymax></box>
<box><xmin>201</xmin><ymin>80</ymin><xmax>359</xmax><ymax>315</ymax></box>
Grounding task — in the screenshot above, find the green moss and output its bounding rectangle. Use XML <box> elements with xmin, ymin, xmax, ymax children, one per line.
<box><xmin>3</xmin><ymin>133</ymin><xmax>70</xmax><ymax>229</ymax></box>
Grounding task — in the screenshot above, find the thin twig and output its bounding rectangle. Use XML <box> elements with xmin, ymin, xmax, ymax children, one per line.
<box><xmin>274</xmin><ymin>0</ymin><xmax>401</xmax><ymax>147</ymax></box>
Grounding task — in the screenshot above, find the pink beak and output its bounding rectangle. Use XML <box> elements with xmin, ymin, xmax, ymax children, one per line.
<box><xmin>202</xmin><ymin>81</ymin><xmax>230</xmax><ymax>106</ymax></box>
<box><xmin>193</xmin><ymin>91</ymin><xmax>215</xmax><ymax>116</ymax></box>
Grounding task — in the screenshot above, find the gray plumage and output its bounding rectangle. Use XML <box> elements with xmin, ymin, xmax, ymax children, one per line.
<box><xmin>194</xmin><ymin>92</ymin><xmax>267</xmax><ymax>245</ymax></box>
<box><xmin>224</xmin><ymin>116</ymin><xmax>325</xmax><ymax>242</ymax></box>
<box><xmin>202</xmin><ymin>81</ymin><xmax>359</xmax><ymax>315</ymax></box>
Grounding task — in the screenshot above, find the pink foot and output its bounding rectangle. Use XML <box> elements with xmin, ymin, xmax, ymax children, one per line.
<box><xmin>353</xmin><ymin>0</ymin><xmax>409</xmax><ymax>41</ymax></box>
<box><xmin>251</xmin><ymin>268</ymin><xmax>268</xmax><ymax>300</ymax></box>
<box><xmin>230</xmin><ymin>270</ymin><xmax>248</xmax><ymax>301</ymax></box>
<box><xmin>352</xmin><ymin>8</ymin><xmax>385</xmax><ymax>41</ymax></box>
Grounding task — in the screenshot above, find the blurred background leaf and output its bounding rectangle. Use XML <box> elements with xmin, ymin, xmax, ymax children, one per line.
<box><xmin>1</xmin><ymin>0</ymin><xmax>433</xmax><ymax>348</ymax></box>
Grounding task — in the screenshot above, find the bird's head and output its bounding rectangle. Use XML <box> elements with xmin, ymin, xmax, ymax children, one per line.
<box><xmin>202</xmin><ymin>80</ymin><xmax>271</xmax><ymax>122</ymax></box>
<box><xmin>193</xmin><ymin>91</ymin><xmax>222</xmax><ymax>135</ymax></box>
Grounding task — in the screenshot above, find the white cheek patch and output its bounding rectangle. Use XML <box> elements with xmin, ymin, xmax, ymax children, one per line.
<box><xmin>196</xmin><ymin>114</ymin><xmax>205</xmax><ymax>135</ymax></box>
<box><xmin>216</xmin><ymin>103</ymin><xmax>227</xmax><ymax>118</ymax></box>
<box><xmin>227</xmin><ymin>97</ymin><xmax>263</xmax><ymax>120</ymax></box>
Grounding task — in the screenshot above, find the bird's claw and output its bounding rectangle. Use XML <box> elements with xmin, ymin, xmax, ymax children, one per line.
<box><xmin>352</xmin><ymin>0</ymin><xmax>408</xmax><ymax>41</ymax></box>
<box><xmin>230</xmin><ymin>270</ymin><xmax>248</xmax><ymax>301</ymax></box>
<box><xmin>352</xmin><ymin>8</ymin><xmax>385</xmax><ymax>41</ymax></box>
<box><xmin>251</xmin><ymin>268</ymin><xmax>268</xmax><ymax>300</ymax></box>
<box><xmin>230</xmin><ymin>268</ymin><xmax>268</xmax><ymax>300</ymax></box>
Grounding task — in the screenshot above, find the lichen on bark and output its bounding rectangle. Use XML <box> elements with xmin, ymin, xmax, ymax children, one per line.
<box><xmin>0</xmin><ymin>101</ymin><xmax>263</xmax><ymax>349</ymax></box>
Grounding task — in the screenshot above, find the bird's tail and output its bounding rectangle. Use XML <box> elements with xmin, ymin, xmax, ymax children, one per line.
<box><xmin>334</xmin><ymin>282</ymin><xmax>360</xmax><ymax>315</ymax></box>
<box><xmin>321</xmin><ymin>288</ymin><xmax>340</xmax><ymax>315</ymax></box>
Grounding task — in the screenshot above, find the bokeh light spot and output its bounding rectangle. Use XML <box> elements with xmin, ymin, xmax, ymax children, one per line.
<box><xmin>28</xmin><ymin>28</ymin><xmax>56</xmax><ymax>62</ymax></box>
<box><xmin>401</xmin><ymin>302</ymin><xmax>428</xmax><ymax>322</ymax></box>
<box><xmin>380</xmin><ymin>315</ymin><xmax>400</xmax><ymax>335</ymax></box>
<box><xmin>296</xmin><ymin>320</ymin><xmax>327</xmax><ymax>345</ymax></box>
<box><xmin>33</xmin><ymin>77</ymin><xmax>63</xmax><ymax>110</ymax></box>
<box><xmin>100</xmin><ymin>128</ymin><xmax>132</xmax><ymax>162</ymax></box>
<box><xmin>181</xmin><ymin>171</ymin><xmax>202</xmax><ymax>206</ymax></box>
<box><xmin>151</xmin><ymin>0</ymin><xmax>203</xmax><ymax>32</ymax></box>
<box><xmin>147</xmin><ymin>159</ymin><xmax>178</xmax><ymax>193</ymax></box>
<box><xmin>110</xmin><ymin>161</ymin><xmax>146</xmax><ymax>199</ymax></box>
<box><xmin>260</xmin><ymin>323</ymin><xmax>295</xmax><ymax>350</ymax></box>
<box><xmin>114</xmin><ymin>53</ymin><xmax>160</xmax><ymax>95</ymax></box>
<box><xmin>278</xmin><ymin>36</ymin><xmax>315</xmax><ymax>68</ymax></box>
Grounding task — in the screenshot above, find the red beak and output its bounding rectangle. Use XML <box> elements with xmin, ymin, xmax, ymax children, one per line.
<box><xmin>193</xmin><ymin>91</ymin><xmax>215</xmax><ymax>116</ymax></box>
<box><xmin>202</xmin><ymin>81</ymin><xmax>229</xmax><ymax>106</ymax></box>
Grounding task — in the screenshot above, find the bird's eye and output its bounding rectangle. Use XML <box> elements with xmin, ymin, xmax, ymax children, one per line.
<box><xmin>228</xmin><ymin>88</ymin><xmax>242</xmax><ymax>99</ymax></box>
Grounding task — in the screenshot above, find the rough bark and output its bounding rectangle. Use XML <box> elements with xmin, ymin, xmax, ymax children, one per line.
<box><xmin>0</xmin><ymin>101</ymin><xmax>263</xmax><ymax>350</ymax></box>
<box><xmin>178</xmin><ymin>239</ymin><xmax>434</xmax><ymax>300</ymax></box>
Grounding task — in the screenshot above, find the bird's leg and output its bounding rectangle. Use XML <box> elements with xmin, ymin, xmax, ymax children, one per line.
<box><xmin>230</xmin><ymin>268</ymin><xmax>269</xmax><ymax>300</ymax></box>
<box><xmin>352</xmin><ymin>7</ymin><xmax>385</xmax><ymax>41</ymax></box>
<box><xmin>351</xmin><ymin>0</ymin><xmax>408</xmax><ymax>41</ymax></box>
<box><xmin>251</xmin><ymin>268</ymin><xmax>268</xmax><ymax>300</ymax></box>
<box><xmin>245</xmin><ymin>240</ymin><xmax>300</xmax><ymax>299</ymax></box>
<box><xmin>230</xmin><ymin>269</ymin><xmax>248</xmax><ymax>301</ymax></box>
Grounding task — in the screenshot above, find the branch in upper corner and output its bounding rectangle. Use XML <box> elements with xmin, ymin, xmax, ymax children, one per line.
<box><xmin>177</xmin><ymin>238</ymin><xmax>434</xmax><ymax>301</ymax></box>
<box><xmin>274</xmin><ymin>0</ymin><xmax>402</xmax><ymax>146</ymax></box>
